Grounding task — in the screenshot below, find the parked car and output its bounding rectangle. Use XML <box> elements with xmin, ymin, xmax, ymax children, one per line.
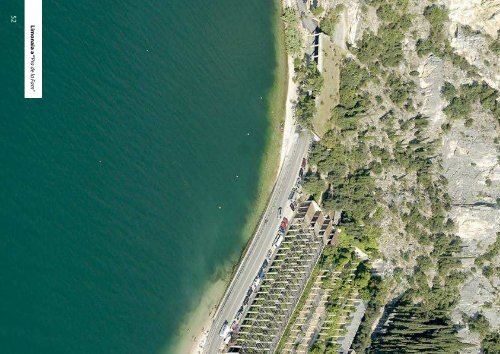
<box><xmin>277</xmin><ymin>206</ymin><xmax>282</xmax><ymax>218</ymax></box>
<box><xmin>258</xmin><ymin>268</ymin><xmax>265</xmax><ymax>279</ymax></box>
<box><xmin>274</xmin><ymin>234</ymin><xmax>283</xmax><ymax>248</ymax></box>
<box><xmin>299</xmin><ymin>168</ymin><xmax>304</xmax><ymax>178</ymax></box>
<box><xmin>302</xmin><ymin>158</ymin><xmax>307</xmax><ymax>169</ymax></box>
<box><xmin>280</xmin><ymin>217</ymin><xmax>288</xmax><ymax>230</ymax></box>
<box><xmin>236</xmin><ymin>306</ymin><xmax>243</xmax><ymax>319</ymax></box>
<box><xmin>219</xmin><ymin>320</ymin><xmax>230</xmax><ymax>338</ymax></box>
<box><xmin>290</xmin><ymin>203</ymin><xmax>295</xmax><ymax>211</ymax></box>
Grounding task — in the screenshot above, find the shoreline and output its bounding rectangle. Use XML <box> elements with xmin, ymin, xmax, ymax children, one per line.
<box><xmin>170</xmin><ymin>1</ymin><xmax>290</xmax><ymax>353</ymax></box>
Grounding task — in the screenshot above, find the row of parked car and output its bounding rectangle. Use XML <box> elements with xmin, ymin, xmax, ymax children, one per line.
<box><xmin>289</xmin><ymin>158</ymin><xmax>307</xmax><ymax>210</ymax></box>
<box><xmin>219</xmin><ymin>158</ymin><xmax>308</xmax><ymax>345</ymax></box>
<box><xmin>219</xmin><ymin>256</ymin><xmax>270</xmax><ymax>344</ymax></box>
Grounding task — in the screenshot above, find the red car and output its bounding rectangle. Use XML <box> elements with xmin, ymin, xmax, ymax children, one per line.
<box><xmin>280</xmin><ymin>217</ymin><xmax>289</xmax><ymax>230</ymax></box>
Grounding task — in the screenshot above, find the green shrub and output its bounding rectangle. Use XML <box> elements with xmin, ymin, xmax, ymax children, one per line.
<box><xmin>281</xmin><ymin>9</ymin><xmax>303</xmax><ymax>56</ymax></box>
<box><xmin>443</xmin><ymin>81</ymin><xmax>499</xmax><ymax>120</ymax></box>
<box><xmin>443</xmin><ymin>96</ymin><xmax>472</xmax><ymax>119</ymax></box>
<box><xmin>293</xmin><ymin>57</ymin><xmax>323</xmax><ymax>128</ymax></box>
<box><xmin>302</xmin><ymin>173</ymin><xmax>326</xmax><ymax>201</ymax></box>
<box><xmin>356</xmin><ymin>2</ymin><xmax>412</xmax><ymax>66</ymax></box>
<box><xmin>320</xmin><ymin>5</ymin><xmax>345</xmax><ymax>35</ymax></box>
<box><xmin>489</xmin><ymin>35</ymin><xmax>500</xmax><ymax>55</ymax></box>
<box><xmin>482</xmin><ymin>332</ymin><xmax>500</xmax><ymax>353</ymax></box>
<box><xmin>441</xmin><ymin>81</ymin><xmax>457</xmax><ymax>101</ymax></box>
<box><xmin>311</xmin><ymin>6</ymin><xmax>323</xmax><ymax>17</ymax></box>
<box><xmin>416</xmin><ymin>5</ymin><xmax>448</xmax><ymax>56</ymax></box>
<box><xmin>386</xmin><ymin>75</ymin><xmax>416</xmax><ymax>107</ymax></box>
<box><xmin>331</xmin><ymin>59</ymin><xmax>370</xmax><ymax>130</ymax></box>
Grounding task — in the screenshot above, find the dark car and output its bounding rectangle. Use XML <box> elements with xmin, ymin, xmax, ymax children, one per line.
<box><xmin>290</xmin><ymin>203</ymin><xmax>295</xmax><ymax>211</ymax></box>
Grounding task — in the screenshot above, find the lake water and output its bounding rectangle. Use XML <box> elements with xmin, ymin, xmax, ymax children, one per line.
<box><xmin>0</xmin><ymin>0</ymin><xmax>278</xmax><ymax>353</ymax></box>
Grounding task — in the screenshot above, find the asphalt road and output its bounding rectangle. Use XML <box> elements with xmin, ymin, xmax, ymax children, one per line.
<box><xmin>204</xmin><ymin>132</ymin><xmax>310</xmax><ymax>353</ymax></box>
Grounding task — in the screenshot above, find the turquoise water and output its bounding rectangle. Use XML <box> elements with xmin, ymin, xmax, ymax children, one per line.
<box><xmin>0</xmin><ymin>1</ymin><xmax>278</xmax><ymax>353</ymax></box>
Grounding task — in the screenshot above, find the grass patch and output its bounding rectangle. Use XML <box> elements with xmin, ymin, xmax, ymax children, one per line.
<box><xmin>314</xmin><ymin>35</ymin><xmax>341</xmax><ymax>136</ymax></box>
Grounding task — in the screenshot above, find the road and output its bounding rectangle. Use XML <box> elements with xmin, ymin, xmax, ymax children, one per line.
<box><xmin>204</xmin><ymin>132</ymin><xmax>310</xmax><ymax>353</ymax></box>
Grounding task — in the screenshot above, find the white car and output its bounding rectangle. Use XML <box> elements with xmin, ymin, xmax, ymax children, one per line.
<box><xmin>219</xmin><ymin>321</ymin><xmax>230</xmax><ymax>338</ymax></box>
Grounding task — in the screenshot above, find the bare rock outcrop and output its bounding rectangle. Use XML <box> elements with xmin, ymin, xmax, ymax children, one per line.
<box><xmin>441</xmin><ymin>113</ymin><xmax>500</xmax><ymax>344</ymax></box>
<box><xmin>419</xmin><ymin>55</ymin><xmax>446</xmax><ymax>131</ymax></box>
<box><xmin>447</xmin><ymin>0</ymin><xmax>500</xmax><ymax>89</ymax></box>
<box><xmin>448</xmin><ymin>0</ymin><xmax>500</xmax><ymax>38</ymax></box>
<box><xmin>450</xmin><ymin>24</ymin><xmax>500</xmax><ymax>90</ymax></box>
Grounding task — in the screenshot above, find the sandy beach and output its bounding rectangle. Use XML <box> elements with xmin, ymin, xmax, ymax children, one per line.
<box><xmin>280</xmin><ymin>55</ymin><xmax>299</xmax><ymax>170</ymax></box>
<box><xmin>169</xmin><ymin>278</ymin><xmax>226</xmax><ymax>354</ymax></box>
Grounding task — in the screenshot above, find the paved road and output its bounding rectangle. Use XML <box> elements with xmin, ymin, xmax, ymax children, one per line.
<box><xmin>204</xmin><ymin>132</ymin><xmax>310</xmax><ymax>354</ymax></box>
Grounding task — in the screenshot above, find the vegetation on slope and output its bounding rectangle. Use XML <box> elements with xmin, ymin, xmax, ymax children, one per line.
<box><xmin>309</xmin><ymin>242</ymin><xmax>384</xmax><ymax>354</ymax></box>
<box><xmin>442</xmin><ymin>81</ymin><xmax>499</xmax><ymax>123</ymax></box>
<box><xmin>467</xmin><ymin>313</ymin><xmax>500</xmax><ymax>353</ymax></box>
<box><xmin>282</xmin><ymin>8</ymin><xmax>303</xmax><ymax>57</ymax></box>
<box><xmin>355</xmin><ymin>1</ymin><xmax>412</xmax><ymax>68</ymax></box>
<box><xmin>330</xmin><ymin>59</ymin><xmax>370</xmax><ymax>131</ymax></box>
<box><xmin>301</xmin><ymin>2</ymin><xmax>483</xmax><ymax>351</ymax></box>
<box><xmin>280</xmin><ymin>0</ymin><xmax>499</xmax><ymax>352</ymax></box>
<box><xmin>369</xmin><ymin>233</ymin><xmax>470</xmax><ymax>352</ymax></box>
<box><xmin>416</xmin><ymin>5</ymin><xmax>449</xmax><ymax>57</ymax></box>
<box><xmin>319</xmin><ymin>5</ymin><xmax>345</xmax><ymax>36</ymax></box>
<box><xmin>294</xmin><ymin>57</ymin><xmax>324</xmax><ymax>129</ymax></box>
